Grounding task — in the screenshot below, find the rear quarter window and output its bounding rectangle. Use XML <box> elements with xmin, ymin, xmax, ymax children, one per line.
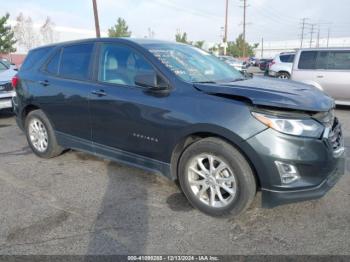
<box><xmin>21</xmin><ymin>47</ymin><xmax>52</xmax><ymax>71</ymax></box>
<box><xmin>280</xmin><ymin>54</ymin><xmax>295</xmax><ymax>63</ymax></box>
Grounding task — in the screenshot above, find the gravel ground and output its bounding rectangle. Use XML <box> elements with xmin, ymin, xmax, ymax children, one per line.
<box><xmin>0</xmin><ymin>108</ymin><xmax>349</xmax><ymax>255</ymax></box>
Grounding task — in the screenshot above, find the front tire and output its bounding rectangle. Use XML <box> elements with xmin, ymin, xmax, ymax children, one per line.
<box><xmin>25</xmin><ymin>109</ymin><xmax>63</xmax><ymax>158</ymax></box>
<box><xmin>178</xmin><ymin>137</ymin><xmax>256</xmax><ymax>217</ymax></box>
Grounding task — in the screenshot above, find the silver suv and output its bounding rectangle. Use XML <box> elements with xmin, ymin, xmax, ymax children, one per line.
<box><xmin>291</xmin><ymin>48</ymin><xmax>350</xmax><ymax>106</ymax></box>
<box><xmin>269</xmin><ymin>52</ymin><xmax>295</xmax><ymax>79</ymax></box>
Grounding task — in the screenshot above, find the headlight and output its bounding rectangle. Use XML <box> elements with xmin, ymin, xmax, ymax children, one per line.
<box><xmin>252</xmin><ymin>112</ymin><xmax>324</xmax><ymax>138</ymax></box>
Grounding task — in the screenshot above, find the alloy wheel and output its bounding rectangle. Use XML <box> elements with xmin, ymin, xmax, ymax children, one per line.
<box><xmin>28</xmin><ymin>118</ymin><xmax>49</xmax><ymax>152</ymax></box>
<box><xmin>187</xmin><ymin>154</ymin><xmax>237</xmax><ymax>208</ymax></box>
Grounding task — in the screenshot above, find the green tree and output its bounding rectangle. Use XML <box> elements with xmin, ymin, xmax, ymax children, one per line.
<box><xmin>108</xmin><ymin>18</ymin><xmax>131</xmax><ymax>37</ymax></box>
<box><xmin>175</xmin><ymin>32</ymin><xmax>191</xmax><ymax>44</ymax></box>
<box><xmin>226</xmin><ymin>34</ymin><xmax>258</xmax><ymax>57</ymax></box>
<box><xmin>0</xmin><ymin>13</ymin><xmax>16</xmax><ymax>53</ymax></box>
<box><xmin>194</xmin><ymin>40</ymin><xmax>205</xmax><ymax>49</ymax></box>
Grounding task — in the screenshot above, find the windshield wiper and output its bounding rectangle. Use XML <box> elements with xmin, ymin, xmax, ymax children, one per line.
<box><xmin>192</xmin><ymin>81</ymin><xmax>217</xmax><ymax>84</ymax></box>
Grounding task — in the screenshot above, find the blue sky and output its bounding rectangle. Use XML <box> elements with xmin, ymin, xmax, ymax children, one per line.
<box><xmin>2</xmin><ymin>0</ymin><xmax>350</xmax><ymax>43</ymax></box>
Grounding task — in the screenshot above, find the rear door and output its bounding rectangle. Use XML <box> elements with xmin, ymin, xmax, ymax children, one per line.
<box><xmin>293</xmin><ymin>51</ymin><xmax>327</xmax><ymax>90</ymax></box>
<box><xmin>322</xmin><ymin>50</ymin><xmax>350</xmax><ymax>102</ymax></box>
<box><xmin>37</xmin><ymin>43</ymin><xmax>95</xmax><ymax>149</ymax></box>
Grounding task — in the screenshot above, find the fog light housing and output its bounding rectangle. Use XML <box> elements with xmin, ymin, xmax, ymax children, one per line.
<box><xmin>275</xmin><ymin>161</ymin><xmax>300</xmax><ymax>184</ymax></box>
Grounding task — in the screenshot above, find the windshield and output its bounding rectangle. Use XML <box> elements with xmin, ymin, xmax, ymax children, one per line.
<box><xmin>147</xmin><ymin>43</ymin><xmax>243</xmax><ymax>83</ymax></box>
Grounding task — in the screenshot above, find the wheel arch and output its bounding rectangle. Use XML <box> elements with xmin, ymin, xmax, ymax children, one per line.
<box><xmin>21</xmin><ymin>104</ymin><xmax>41</xmax><ymax>124</ymax></box>
<box><xmin>277</xmin><ymin>70</ymin><xmax>291</xmax><ymax>76</ymax></box>
<box><xmin>170</xmin><ymin>130</ymin><xmax>261</xmax><ymax>189</ymax></box>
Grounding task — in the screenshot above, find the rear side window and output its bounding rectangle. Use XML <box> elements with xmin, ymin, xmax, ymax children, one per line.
<box><xmin>298</xmin><ymin>51</ymin><xmax>317</xmax><ymax>69</ymax></box>
<box><xmin>21</xmin><ymin>47</ymin><xmax>52</xmax><ymax>71</ymax></box>
<box><xmin>46</xmin><ymin>50</ymin><xmax>61</xmax><ymax>75</ymax></box>
<box><xmin>327</xmin><ymin>51</ymin><xmax>350</xmax><ymax>70</ymax></box>
<box><xmin>59</xmin><ymin>44</ymin><xmax>93</xmax><ymax>80</ymax></box>
<box><xmin>280</xmin><ymin>54</ymin><xmax>295</xmax><ymax>63</ymax></box>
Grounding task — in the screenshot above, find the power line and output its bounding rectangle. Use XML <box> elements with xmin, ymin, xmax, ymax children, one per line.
<box><xmin>300</xmin><ymin>18</ymin><xmax>309</xmax><ymax>48</ymax></box>
<box><xmin>309</xmin><ymin>24</ymin><xmax>316</xmax><ymax>48</ymax></box>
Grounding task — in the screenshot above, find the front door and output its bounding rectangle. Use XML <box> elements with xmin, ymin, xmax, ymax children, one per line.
<box><xmin>89</xmin><ymin>42</ymin><xmax>170</xmax><ymax>163</ymax></box>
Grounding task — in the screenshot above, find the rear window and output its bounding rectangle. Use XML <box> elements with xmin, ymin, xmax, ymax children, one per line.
<box><xmin>59</xmin><ymin>44</ymin><xmax>93</xmax><ymax>80</ymax></box>
<box><xmin>21</xmin><ymin>47</ymin><xmax>52</xmax><ymax>71</ymax></box>
<box><xmin>280</xmin><ymin>54</ymin><xmax>294</xmax><ymax>63</ymax></box>
<box><xmin>0</xmin><ymin>62</ymin><xmax>8</xmax><ymax>71</ymax></box>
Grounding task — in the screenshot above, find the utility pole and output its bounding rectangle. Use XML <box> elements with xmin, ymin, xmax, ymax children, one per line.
<box><xmin>92</xmin><ymin>0</ymin><xmax>101</xmax><ymax>37</ymax></box>
<box><xmin>223</xmin><ymin>0</ymin><xmax>229</xmax><ymax>55</ymax></box>
<box><xmin>300</xmin><ymin>18</ymin><xmax>309</xmax><ymax>48</ymax></box>
<box><xmin>316</xmin><ymin>25</ymin><xmax>320</xmax><ymax>48</ymax></box>
<box><xmin>261</xmin><ymin>37</ymin><xmax>264</xmax><ymax>58</ymax></box>
<box><xmin>327</xmin><ymin>27</ymin><xmax>331</xmax><ymax>48</ymax></box>
<box><xmin>309</xmin><ymin>24</ymin><xmax>315</xmax><ymax>48</ymax></box>
<box><xmin>241</xmin><ymin>0</ymin><xmax>248</xmax><ymax>57</ymax></box>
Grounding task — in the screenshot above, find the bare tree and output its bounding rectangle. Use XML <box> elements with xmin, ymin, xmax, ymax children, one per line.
<box><xmin>40</xmin><ymin>16</ymin><xmax>56</xmax><ymax>44</ymax></box>
<box><xmin>13</xmin><ymin>13</ymin><xmax>39</xmax><ymax>52</ymax></box>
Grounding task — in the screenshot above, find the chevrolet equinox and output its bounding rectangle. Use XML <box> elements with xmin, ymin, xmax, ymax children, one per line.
<box><xmin>12</xmin><ymin>38</ymin><xmax>345</xmax><ymax>216</ymax></box>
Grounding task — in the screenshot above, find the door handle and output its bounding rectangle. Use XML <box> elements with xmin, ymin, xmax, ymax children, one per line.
<box><xmin>317</xmin><ymin>75</ymin><xmax>324</xmax><ymax>78</ymax></box>
<box><xmin>91</xmin><ymin>89</ymin><xmax>107</xmax><ymax>97</ymax></box>
<box><xmin>38</xmin><ymin>80</ymin><xmax>49</xmax><ymax>86</ymax></box>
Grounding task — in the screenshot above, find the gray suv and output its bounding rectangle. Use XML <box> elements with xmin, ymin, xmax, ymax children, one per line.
<box><xmin>292</xmin><ymin>48</ymin><xmax>350</xmax><ymax>106</ymax></box>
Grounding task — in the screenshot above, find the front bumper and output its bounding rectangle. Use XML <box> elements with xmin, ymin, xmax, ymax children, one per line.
<box><xmin>261</xmin><ymin>156</ymin><xmax>345</xmax><ymax>207</ymax></box>
<box><xmin>242</xmin><ymin>124</ymin><xmax>345</xmax><ymax>207</ymax></box>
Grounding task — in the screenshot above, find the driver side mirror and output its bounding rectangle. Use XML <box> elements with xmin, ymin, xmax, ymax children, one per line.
<box><xmin>135</xmin><ymin>72</ymin><xmax>168</xmax><ymax>90</ymax></box>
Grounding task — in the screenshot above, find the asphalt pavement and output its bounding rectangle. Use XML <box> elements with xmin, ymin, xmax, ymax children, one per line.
<box><xmin>0</xmin><ymin>108</ymin><xmax>349</xmax><ymax>255</ymax></box>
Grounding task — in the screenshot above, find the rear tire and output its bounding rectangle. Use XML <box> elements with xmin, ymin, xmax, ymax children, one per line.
<box><xmin>25</xmin><ymin>109</ymin><xmax>63</xmax><ymax>158</ymax></box>
<box><xmin>178</xmin><ymin>137</ymin><xmax>256</xmax><ymax>217</ymax></box>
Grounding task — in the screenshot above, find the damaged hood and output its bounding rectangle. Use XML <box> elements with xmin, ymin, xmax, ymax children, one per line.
<box><xmin>194</xmin><ymin>77</ymin><xmax>334</xmax><ymax>112</ymax></box>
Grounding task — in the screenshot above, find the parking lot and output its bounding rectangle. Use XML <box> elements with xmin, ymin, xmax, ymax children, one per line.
<box><xmin>0</xmin><ymin>108</ymin><xmax>349</xmax><ymax>255</ymax></box>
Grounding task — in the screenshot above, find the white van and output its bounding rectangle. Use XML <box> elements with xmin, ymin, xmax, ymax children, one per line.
<box><xmin>291</xmin><ymin>48</ymin><xmax>350</xmax><ymax>106</ymax></box>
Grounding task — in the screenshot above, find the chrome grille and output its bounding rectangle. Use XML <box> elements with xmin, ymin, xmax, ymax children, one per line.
<box><xmin>0</xmin><ymin>82</ymin><xmax>12</xmax><ymax>92</ymax></box>
<box><xmin>329</xmin><ymin>118</ymin><xmax>343</xmax><ymax>151</ymax></box>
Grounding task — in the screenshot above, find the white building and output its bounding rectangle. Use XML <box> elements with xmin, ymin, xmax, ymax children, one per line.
<box><xmin>253</xmin><ymin>37</ymin><xmax>350</xmax><ymax>59</ymax></box>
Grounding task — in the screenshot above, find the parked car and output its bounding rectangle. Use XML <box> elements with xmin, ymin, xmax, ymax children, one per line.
<box><xmin>291</xmin><ymin>48</ymin><xmax>350</xmax><ymax>106</ymax></box>
<box><xmin>258</xmin><ymin>58</ymin><xmax>273</xmax><ymax>71</ymax></box>
<box><xmin>269</xmin><ymin>52</ymin><xmax>295</xmax><ymax>79</ymax></box>
<box><xmin>0</xmin><ymin>60</ymin><xmax>17</xmax><ymax>111</ymax></box>
<box><xmin>13</xmin><ymin>39</ymin><xmax>344</xmax><ymax>217</ymax></box>
<box><xmin>1</xmin><ymin>58</ymin><xmax>17</xmax><ymax>70</ymax></box>
<box><xmin>248</xmin><ymin>57</ymin><xmax>258</xmax><ymax>66</ymax></box>
<box><xmin>218</xmin><ymin>56</ymin><xmax>247</xmax><ymax>73</ymax></box>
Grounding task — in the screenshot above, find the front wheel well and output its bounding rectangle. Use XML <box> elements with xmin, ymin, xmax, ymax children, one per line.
<box><xmin>170</xmin><ymin>132</ymin><xmax>261</xmax><ymax>189</ymax></box>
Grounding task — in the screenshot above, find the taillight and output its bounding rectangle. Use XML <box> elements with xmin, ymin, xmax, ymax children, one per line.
<box><xmin>271</xmin><ymin>60</ymin><xmax>276</xmax><ymax>65</ymax></box>
<box><xmin>11</xmin><ymin>75</ymin><xmax>19</xmax><ymax>89</ymax></box>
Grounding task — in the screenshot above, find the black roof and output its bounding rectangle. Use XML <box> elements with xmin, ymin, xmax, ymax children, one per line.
<box><xmin>31</xmin><ymin>37</ymin><xmax>181</xmax><ymax>52</ymax></box>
